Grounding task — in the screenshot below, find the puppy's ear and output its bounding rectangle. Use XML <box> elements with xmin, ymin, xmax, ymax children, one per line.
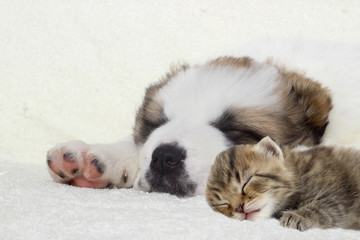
<box><xmin>256</xmin><ymin>136</ymin><xmax>283</xmax><ymax>160</ymax></box>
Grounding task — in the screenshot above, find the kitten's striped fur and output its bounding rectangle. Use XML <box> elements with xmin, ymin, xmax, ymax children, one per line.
<box><xmin>206</xmin><ymin>137</ymin><xmax>360</xmax><ymax>231</ymax></box>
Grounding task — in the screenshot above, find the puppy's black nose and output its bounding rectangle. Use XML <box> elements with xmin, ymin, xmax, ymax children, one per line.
<box><xmin>150</xmin><ymin>144</ymin><xmax>186</xmax><ymax>174</ymax></box>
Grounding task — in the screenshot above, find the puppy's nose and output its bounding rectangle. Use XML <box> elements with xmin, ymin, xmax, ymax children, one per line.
<box><xmin>150</xmin><ymin>144</ymin><xmax>186</xmax><ymax>174</ymax></box>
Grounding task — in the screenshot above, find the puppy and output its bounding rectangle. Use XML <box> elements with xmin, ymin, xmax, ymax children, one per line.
<box><xmin>46</xmin><ymin>40</ymin><xmax>360</xmax><ymax>197</ymax></box>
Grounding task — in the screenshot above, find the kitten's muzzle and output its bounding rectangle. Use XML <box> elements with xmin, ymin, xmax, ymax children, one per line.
<box><xmin>235</xmin><ymin>203</ymin><xmax>245</xmax><ymax>213</ymax></box>
<box><xmin>150</xmin><ymin>143</ymin><xmax>186</xmax><ymax>174</ymax></box>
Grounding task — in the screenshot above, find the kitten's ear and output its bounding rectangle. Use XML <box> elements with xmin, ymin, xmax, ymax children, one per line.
<box><xmin>256</xmin><ymin>136</ymin><xmax>283</xmax><ymax>160</ymax></box>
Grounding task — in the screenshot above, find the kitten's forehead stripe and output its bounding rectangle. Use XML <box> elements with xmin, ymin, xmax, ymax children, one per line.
<box><xmin>229</xmin><ymin>147</ymin><xmax>236</xmax><ymax>169</ymax></box>
<box><xmin>216</xmin><ymin>179</ymin><xmax>226</xmax><ymax>188</ymax></box>
<box><xmin>227</xmin><ymin>170</ymin><xmax>233</xmax><ymax>182</ymax></box>
<box><xmin>235</xmin><ymin>172</ymin><xmax>241</xmax><ymax>183</ymax></box>
<box><xmin>214</xmin><ymin>193</ymin><xmax>221</xmax><ymax>201</ymax></box>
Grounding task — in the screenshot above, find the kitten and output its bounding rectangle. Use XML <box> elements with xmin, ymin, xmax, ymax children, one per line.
<box><xmin>206</xmin><ymin>137</ymin><xmax>360</xmax><ymax>231</ymax></box>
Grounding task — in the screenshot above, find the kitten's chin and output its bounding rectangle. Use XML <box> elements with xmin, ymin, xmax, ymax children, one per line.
<box><xmin>233</xmin><ymin>210</ymin><xmax>264</xmax><ymax>221</ymax></box>
<box><xmin>251</xmin><ymin>202</ymin><xmax>276</xmax><ymax>221</ymax></box>
<box><xmin>233</xmin><ymin>212</ymin><xmax>246</xmax><ymax>221</ymax></box>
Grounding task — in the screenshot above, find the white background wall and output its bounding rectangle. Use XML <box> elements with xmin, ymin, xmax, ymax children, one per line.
<box><xmin>1</xmin><ymin>0</ymin><xmax>360</xmax><ymax>164</ymax></box>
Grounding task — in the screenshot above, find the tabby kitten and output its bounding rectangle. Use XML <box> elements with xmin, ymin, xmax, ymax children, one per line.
<box><xmin>206</xmin><ymin>137</ymin><xmax>360</xmax><ymax>231</ymax></box>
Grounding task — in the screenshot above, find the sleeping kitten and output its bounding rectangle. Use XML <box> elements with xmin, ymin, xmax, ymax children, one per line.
<box><xmin>206</xmin><ymin>137</ymin><xmax>360</xmax><ymax>231</ymax></box>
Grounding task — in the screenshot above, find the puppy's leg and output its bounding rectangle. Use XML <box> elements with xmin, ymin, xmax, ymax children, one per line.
<box><xmin>46</xmin><ymin>136</ymin><xmax>139</xmax><ymax>188</ymax></box>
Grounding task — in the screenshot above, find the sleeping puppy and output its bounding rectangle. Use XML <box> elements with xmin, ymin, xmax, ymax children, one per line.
<box><xmin>46</xmin><ymin>40</ymin><xmax>360</xmax><ymax>197</ymax></box>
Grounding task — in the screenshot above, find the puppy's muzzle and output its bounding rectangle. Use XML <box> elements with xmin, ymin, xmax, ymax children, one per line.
<box><xmin>150</xmin><ymin>144</ymin><xmax>186</xmax><ymax>174</ymax></box>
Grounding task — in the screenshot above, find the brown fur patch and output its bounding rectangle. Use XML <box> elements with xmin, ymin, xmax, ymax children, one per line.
<box><xmin>270</xmin><ymin>59</ymin><xmax>333</xmax><ymax>145</ymax></box>
<box><xmin>133</xmin><ymin>63</ymin><xmax>189</xmax><ymax>144</ymax></box>
<box><xmin>209</xmin><ymin>56</ymin><xmax>253</xmax><ymax>69</ymax></box>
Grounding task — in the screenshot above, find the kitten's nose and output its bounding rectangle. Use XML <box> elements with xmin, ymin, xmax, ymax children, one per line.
<box><xmin>150</xmin><ymin>144</ymin><xmax>186</xmax><ymax>174</ymax></box>
<box><xmin>235</xmin><ymin>203</ymin><xmax>244</xmax><ymax>213</ymax></box>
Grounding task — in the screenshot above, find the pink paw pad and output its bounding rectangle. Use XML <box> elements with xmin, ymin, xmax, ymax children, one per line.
<box><xmin>62</xmin><ymin>152</ymin><xmax>81</xmax><ymax>176</ymax></box>
<box><xmin>83</xmin><ymin>156</ymin><xmax>105</xmax><ymax>180</ymax></box>
<box><xmin>47</xmin><ymin>147</ymin><xmax>111</xmax><ymax>189</ymax></box>
<box><xmin>69</xmin><ymin>177</ymin><xmax>110</xmax><ymax>189</ymax></box>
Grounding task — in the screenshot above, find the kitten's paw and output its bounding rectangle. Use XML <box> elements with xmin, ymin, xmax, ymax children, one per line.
<box><xmin>280</xmin><ymin>211</ymin><xmax>312</xmax><ymax>231</ymax></box>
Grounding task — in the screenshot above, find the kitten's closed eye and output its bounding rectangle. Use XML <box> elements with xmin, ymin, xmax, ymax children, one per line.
<box><xmin>210</xmin><ymin>201</ymin><xmax>235</xmax><ymax>217</ymax></box>
<box><xmin>211</xmin><ymin>203</ymin><xmax>230</xmax><ymax>208</ymax></box>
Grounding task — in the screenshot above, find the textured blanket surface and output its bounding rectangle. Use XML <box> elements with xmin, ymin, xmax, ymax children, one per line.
<box><xmin>1</xmin><ymin>0</ymin><xmax>360</xmax><ymax>239</ymax></box>
<box><xmin>1</xmin><ymin>162</ymin><xmax>360</xmax><ymax>239</ymax></box>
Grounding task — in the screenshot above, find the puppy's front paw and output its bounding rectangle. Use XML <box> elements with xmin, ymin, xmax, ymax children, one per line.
<box><xmin>47</xmin><ymin>140</ymin><xmax>111</xmax><ymax>188</ymax></box>
<box><xmin>280</xmin><ymin>211</ymin><xmax>313</xmax><ymax>231</ymax></box>
<box><xmin>46</xmin><ymin>137</ymin><xmax>139</xmax><ymax>189</ymax></box>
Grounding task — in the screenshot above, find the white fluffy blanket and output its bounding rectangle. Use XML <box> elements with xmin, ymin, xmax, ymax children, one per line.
<box><xmin>1</xmin><ymin>161</ymin><xmax>360</xmax><ymax>239</ymax></box>
<box><xmin>1</xmin><ymin>0</ymin><xmax>360</xmax><ymax>239</ymax></box>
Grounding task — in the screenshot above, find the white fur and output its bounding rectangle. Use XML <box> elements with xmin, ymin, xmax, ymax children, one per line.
<box><xmin>86</xmin><ymin>137</ymin><xmax>139</xmax><ymax>187</ymax></box>
<box><xmin>159</xmin><ymin>63</ymin><xmax>280</xmax><ymax>122</ymax></box>
<box><xmin>252</xmin><ymin>196</ymin><xmax>277</xmax><ymax>221</ymax></box>
<box><xmin>292</xmin><ymin>145</ymin><xmax>311</xmax><ymax>152</ymax></box>
<box><xmin>135</xmin><ymin>63</ymin><xmax>282</xmax><ymax>194</ymax></box>
<box><xmin>233</xmin><ymin>195</ymin><xmax>275</xmax><ymax>221</ymax></box>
